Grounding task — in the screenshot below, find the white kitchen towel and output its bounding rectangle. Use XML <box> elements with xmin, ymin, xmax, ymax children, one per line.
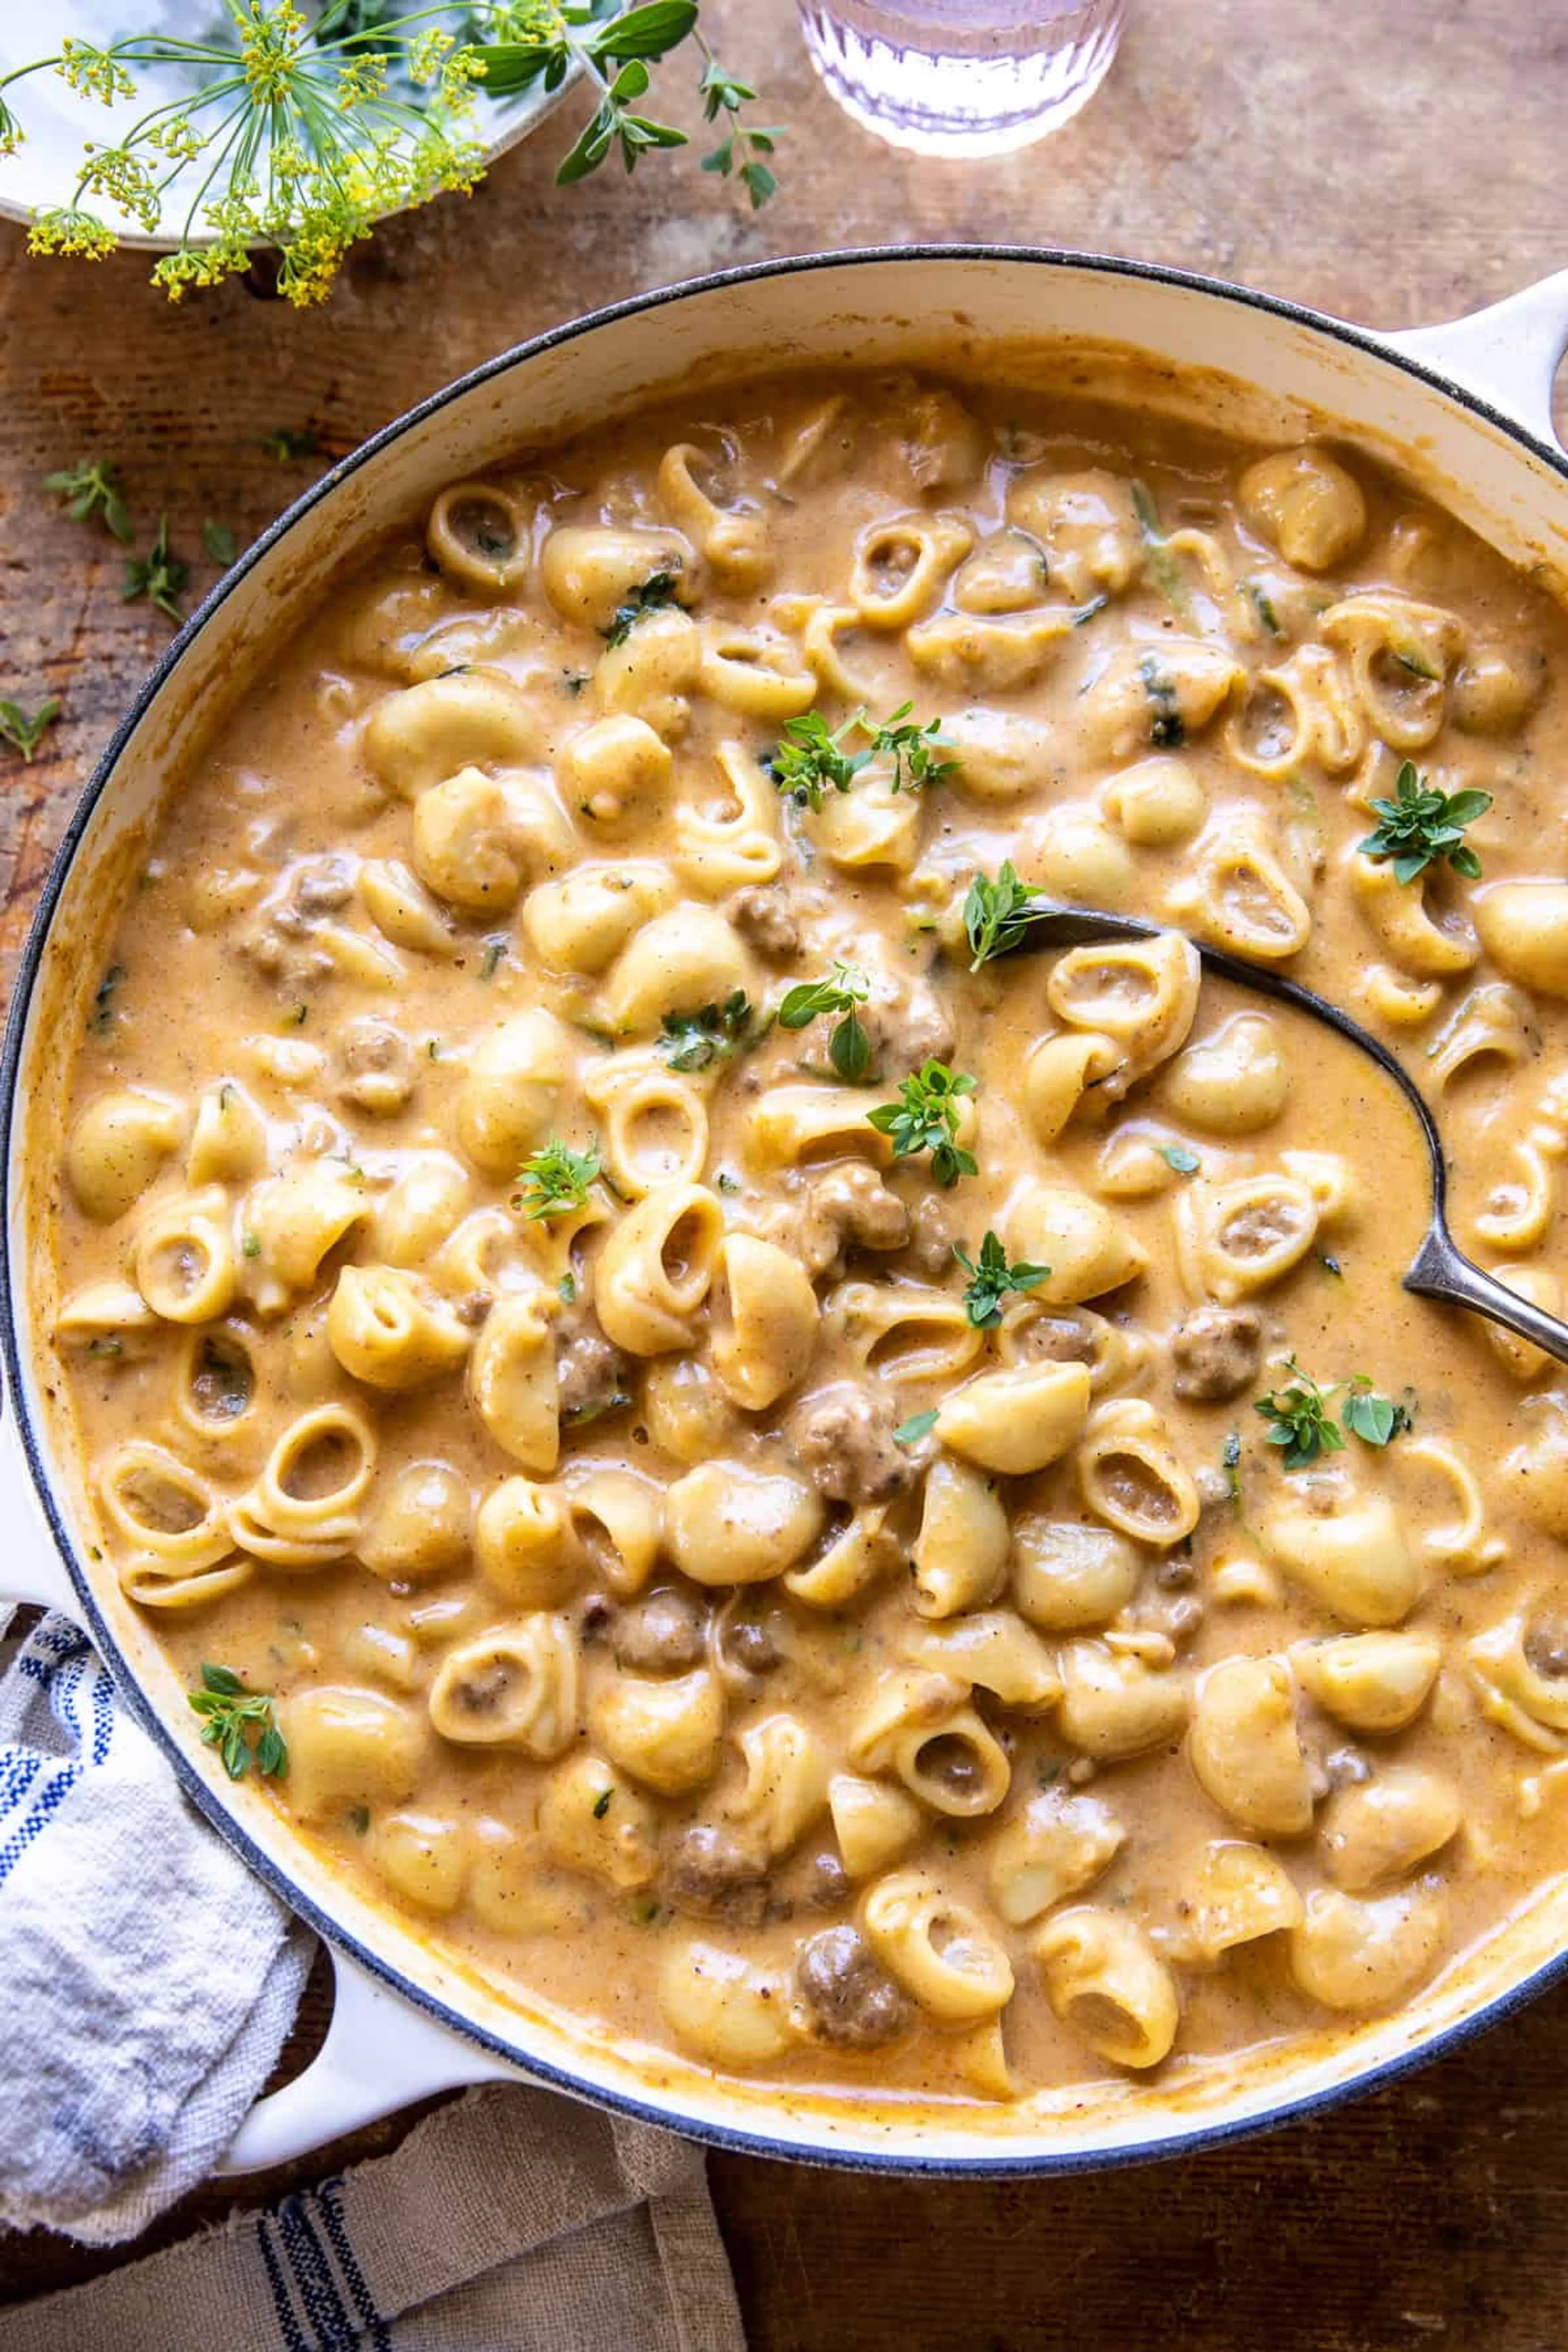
<box><xmin>0</xmin><ymin>2086</ymin><xmax>746</xmax><ymax>2352</ymax></box>
<box><xmin>0</xmin><ymin>1606</ymin><xmax>746</xmax><ymax>2349</ymax></box>
<box><xmin>0</xmin><ymin>1607</ymin><xmax>314</xmax><ymax>2244</ymax></box>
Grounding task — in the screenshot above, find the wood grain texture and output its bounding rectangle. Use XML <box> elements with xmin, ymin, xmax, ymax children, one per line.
<box><xmin>3</xmin><ymin>0</ymin><xmax>1568</xmax><ymax>2336</ymax></box>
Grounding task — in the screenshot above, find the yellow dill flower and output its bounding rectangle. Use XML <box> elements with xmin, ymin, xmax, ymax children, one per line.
<box><xmin>236</xmin><ymin>0</ymin><xmax>307</xmax><ymax>108</ymax></box>
<box><xmin>439</xmin><ymin>47</ymin><xmax>488</xmax><ymax>107</ymax></box>
<box><xmin>408</xmin><ymin>29</ymin><xmax>454</xmax><ymax>88</ymax></box>
<box><xmin>334</xmin><ymin>54</ymin><xmax>387</xmax><ymax>110</ymax></box>
<box><xmin>28</xmin><ymin>205</ymin><xmax>116</xmax><ymax>261</ymax></box>
<box><xmin>57</xmin><ymin>40</ymin><xmax>136</xmax><ymax>106</ymax></box>
<box><xmin>3</xmin><ymin>0</ymin><xmax>779</xmax><ymax>304</ymax></box>
<box><xmin>149</xmin><ymin>248</ymin><xmax>206</xmax><ymax>301</ymax></box>
<box><xmin>145</xmin><ymin>115</ymin><xmax>204</xmax><ymax>165</ymax></box>
<box><xmin>491</xmin><ymin>2</ymin><xmax>567</xmax><ymax>35</ymax></box>
<box><xmin>78</xmin><ymin>141</ymin><xmax>161</xmax><ymax>232</ymax></box>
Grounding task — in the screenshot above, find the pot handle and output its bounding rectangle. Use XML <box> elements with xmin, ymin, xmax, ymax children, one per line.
<box><xmin>218</xmin><ymin>1943</ymin><xmax>521</xmax><ymax>2175</ymax></box>
<box><xmin>0</xmin><ymin>1392</ymin><xmax>83</xmax><ymax>1619</ymax></box>
<box><xmin>1380</xmin><ymin>270</ymin><xmax>1568</xmax><ymax>450</ymax></box>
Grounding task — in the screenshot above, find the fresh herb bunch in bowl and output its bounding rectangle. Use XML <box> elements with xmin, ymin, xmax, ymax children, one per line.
<box><xmin>0</xmin><ymin>1</ymin><xmax>778</xmax><ymax>305</ymax></box>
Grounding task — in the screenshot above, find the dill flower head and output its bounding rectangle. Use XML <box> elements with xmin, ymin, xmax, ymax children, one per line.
<box><xmin>1</xmin><ymin>2</ymin><xmax>780</xmax><ymax>305</ymax></box>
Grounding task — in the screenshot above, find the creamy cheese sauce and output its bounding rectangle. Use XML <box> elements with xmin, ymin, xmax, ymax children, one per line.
<box><xmin>43</xmin><ymin>371</ymin><xmax>1568</xmax><ymax>2106</ymax></box>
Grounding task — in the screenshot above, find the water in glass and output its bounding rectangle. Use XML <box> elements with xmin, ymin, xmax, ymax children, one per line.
<box><xmin>797</xmin><ymin>0</ymin><xmax>1126</xmax><ymax>157</ymax></box>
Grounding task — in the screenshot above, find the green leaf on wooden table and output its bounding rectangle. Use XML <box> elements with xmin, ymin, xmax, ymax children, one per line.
<box><xmin>0</xmin><ymin>696</ymin><xmax>60</xmax><ymax>761</ymax></box>
<box><xmin>44</xmin><ymin>457</ymin><xmax>132</xmax><ymax>542</ymax></box>
<box><xmin>122</xmin><ymin>513</ymin><xmax>189</xmax><ymax>624</ymax></box>
<box><xmin>259</xmin><ymin>426</ymin><xmax>320</xmax><ymax>461</ymax></box>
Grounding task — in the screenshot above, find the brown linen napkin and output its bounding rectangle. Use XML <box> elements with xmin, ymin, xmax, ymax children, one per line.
<box><xmin>0</xmin><ymin>2085</ymin><xmax>745</xmax><ymax>2352</ymax></box>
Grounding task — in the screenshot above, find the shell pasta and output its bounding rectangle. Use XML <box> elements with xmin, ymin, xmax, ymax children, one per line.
<box><xmin>44</xmin><ymin>365</ymin><xmax>1568</xmax><ymax>2118</ymax></box>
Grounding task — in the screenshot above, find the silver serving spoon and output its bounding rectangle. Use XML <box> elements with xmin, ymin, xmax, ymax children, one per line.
<box><xmin>1006</xmin><ymin>900</ymin><xmax>1568</xmax><ymax>1371</ymax></box>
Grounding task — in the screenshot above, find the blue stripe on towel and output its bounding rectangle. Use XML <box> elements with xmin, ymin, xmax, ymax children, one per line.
<box><xmin>87</xmin><ymin>1652</ymin><xmax>114</xmax><ymax>1765</ymax></box>
<box><xmin>48</xmin><ymin>1651</ymin><xmax>82</xmax><ymax>1747</ymax></box>
<box><xmin>317</xmin><ymin>2176</ymin><xmax>393</xmax><ymax>2352</ymax></box>
<box><xmin>258</xmin><ymin>2214</ymin><xmax>312</xmax><ymax>2352</ymax></box>
<box><xmin>0</xmin><ymin>1624</ymin><xmax>104</xmax><ymax>1889</ymax></box>
<box><xmin>18</xmin><ymin>1628</ymin><xmax>89</xmax><ymax>1689</ymax></box>
<box><xmin>0</xmin><ymin>1759</ymin><xmax>82</xmax><ymax>1889</ymax></box>
<box><xmin>0</xmin><ymin>1748</ymin><xmax>42</xmax><ymax>1824</ymax></box>
<box><xmin>276</xmin><ymin>2190</ymin><xmax>358</xmax><ymax>2348</ymax></box>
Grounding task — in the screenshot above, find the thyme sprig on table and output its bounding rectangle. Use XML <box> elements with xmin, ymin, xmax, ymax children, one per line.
<box><xmin>44</xmin><ymin>458</ymin><xmax>133</xmax><ymax>541</ymax></box>
<box><xmin>0</xmin><ymin>698</ymin><xmax>60</xmax><ymax>761</ymax></box>
<box><xmin>122</xmin><ymin>512</ymin><xmax>191</xmax><ymax>625</ymax></box>
<box><xmin>0</xmin><ymin>3</ymin><xmax>778</xmax><ymax>307</ymax></box>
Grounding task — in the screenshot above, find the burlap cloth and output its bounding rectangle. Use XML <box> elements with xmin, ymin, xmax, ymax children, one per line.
<box><xmin>0</xmin><ymin>2083</ymin><xmax>746</xmax><ymax>2351</ymax></box>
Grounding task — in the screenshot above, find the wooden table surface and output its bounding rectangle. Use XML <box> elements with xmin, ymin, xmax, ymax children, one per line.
<box><xmin>4</xmin><ymin>1</ymin><xmax>1568</xmax><ymax>2341</ymax></box>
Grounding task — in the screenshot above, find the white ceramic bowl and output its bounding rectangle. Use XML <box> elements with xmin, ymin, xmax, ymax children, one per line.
<box><xmin>7</xmin><ymin>248</ymin><xmax>1568</xmax><ymax>2174</ymax></box>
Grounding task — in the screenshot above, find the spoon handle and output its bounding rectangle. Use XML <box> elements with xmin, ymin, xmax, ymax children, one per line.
<box><xmin>1013</xmin><ymin>899</ymin><xmax>1568</xmax><ymax>1372</ymax></box>
<box><xmin>1405</xmin><ymin>1222</ymin><xmax>1568</xmax><ymax>1370</ymax></box>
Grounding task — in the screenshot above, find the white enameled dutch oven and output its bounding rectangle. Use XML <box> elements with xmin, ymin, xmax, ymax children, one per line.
<box><xmin>7</xmin><ymin>249</ymin><xmax>1568</xmax><ymax>2177</ymax></box>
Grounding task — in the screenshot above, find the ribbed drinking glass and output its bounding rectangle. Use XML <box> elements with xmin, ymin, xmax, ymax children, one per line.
<box><xmin>797</xmin><ymin>0</ymin><xmax>1126</xmax><ymax>158</ymax></box>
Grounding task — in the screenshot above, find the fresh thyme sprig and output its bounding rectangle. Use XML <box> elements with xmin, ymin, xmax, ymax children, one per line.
<box><xmin>604</xmin><ymin>568</ymin><xmax>679</xmax><ymax>648</ymax></box>
<box><xmin>122</xmin><ymin>512</ymin><xmax>190</xmax><ymax>625</ymax></box>
<box><xmin>1357</xmin><ymin>760</ymin><xmax>1492</xmax><ymax>885</ymax></box>
<box><xmin>0</xmin><ymin>4</ymin><xmax>779</xmax><ymax>308</ymax></box>
<box><xmin>871</xmin><ymin>704</ymin><xmax>958</xmax><ymax>794</ymax></box>
<box><xmin>259</xmin><ymin>425</ymin><xmax>321</xmax><ymax>462</ymax></box>
<box><xmin>1341</xmin><ymin>1376</ymin><xmax>1411</xmax><ymax>1447</ymax></box>
<box><xmin>866</xmin><ymin>1059</ymin><xmax>978</xmax><ymax>1187</ymax></box>
<box><xmin>770</xmin><ymin>710</ymin><xmax>862</xmax><ymax>809</ymax></box>
<box><xmin>1254</xmin><ymin>1359</ymin><xmax>1343</xmax><ymax>1471</ymax></box>
<box><xmin>659</xmin><ymin>989</ymin><xmax>754</xmax><ymax>1072</ymax></box>
<box><xmin>696</xmin><ymin>36</ymin><xmax>778</xmax><ymax>207</ymax></box>
<box><xmin>514</xmin><ymin>1136</ymin><xmax>601</xmax><ymax>1218</ymax></box>
<box><xmin>771</xmin><ymin>702</ymin><xmax>957</xmax><ymax>811</ymax></box>
<box><xmin>0</xmin><ymin>697</ymin><xmax>60</xmax><ymax>761</ymax></box>
<box><xmin>188</xmin><ymin>1662</ymin><xmax>287</xmax><ymax>1781</ymax></box>
<box><xmin>44</xmin><ymin>457</ymin><xmax>133</xmax><ymax>541</ymax></box>
<box><xmin>963</xmin><ymin>860</ymin><xmax>1036</xmax><ymax>971</ymax></box>
<box><xmin>954</xmin><ymin>1231</ymin><xmax>1050</xmax><ymax>1327</ymax></box>
<box><xmin>777</xmin><ymin>962</ymin><xmax>872</xmax><ymax>1082</ymax></box>
<box><xmin>1254</xmin><ymin>1356</ymin><xmax>1410</xmax><ymax>1471</ymax></box>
